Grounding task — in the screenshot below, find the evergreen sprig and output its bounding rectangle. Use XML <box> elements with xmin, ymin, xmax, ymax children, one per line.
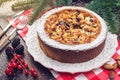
<box><xmin>87</xmin><ymin>0</ymin><xmax>120</xmax><ymax>33</ymax></box>
<box><xmin>0</xmin><ymin>0</ymin><xmax>73</xmax><ymax>25</ymax></box>
<box><xmin>0</xmin><ymin>0</ymin><xmax>10</xmax><ymax>6</ymax></box>
<box><xmin>29</xmin><ymin>0</ymin><xmax>72</xmax><ymax>25</ymax></box>
<box><xmin>11</xmin><ymin>0</ymin><xmax>38</xmax><ymax>11</ymax></box>
<box><xmin>28</xmin><ymin>0</ymin><xmax>52</xmax><ymax>25</ymax></box>
<box><xmin>55</xmin><ymin>0</ymin><xmax>72</xmax><ymax>6</ymax></box>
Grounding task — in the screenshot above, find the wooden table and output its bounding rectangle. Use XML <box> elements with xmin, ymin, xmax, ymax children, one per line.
<box><xmin>0</xmin><ymin>35</ymin><xmax>55</xmax><ymax>80</ymax></box>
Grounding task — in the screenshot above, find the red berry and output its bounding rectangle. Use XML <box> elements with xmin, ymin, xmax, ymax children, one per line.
<box><xmin>12</xmin><ymin>62</ymin><xmax>17</xmax><ymax>68</ymax></box>
<box><xmin>7</xmin><ymin>71</ymin><xmax>12</xmax><ymax>76</ymax></box>
<box><xmin>18</xmin><ymin>65</ymin><xmax>23</xmax><ymax>70</ymax></box>
<box><xmin>24</xmin><ymin>64</ymin><xmax>28</xmax><ymax>68</ymax></box>
<box><xmin>10</xmin><ymin>59</ymin><xmax>15</xmax><ymax>63</ymax></box>
<box><xmin>33</xmin><ymin>72</ymin><xmax>38</xmax><ymax>77</ymax></box>
<box><xmin>30</xmin><ymin>68</ymin><xmax>35</xmax><ymax>74</ymax></box>
<box><xmin>5</xmin><ymin>68</ymin><xmax>13</xmax><ymax>76</ymax></box>
<box><xmin>5</xmin><ymin>68</ymin><xmax>10</xmax><ymax>74</ymax></box>
<box><xmin>21</xmin><ymin>59</ymin><xmax>25</xmax><ymax>64</ymax></box>
<box><xmin>8</xmin><ymin>63</ymin><xmax>12</xmax><ymax>68</ymax></box>
<box><xmin>16</xmin><ymin>54</ymin><xmax>21</xmax><ymax>59</ymax></box>
<box><xmin>24</xmin><ymin>70</ymin><xmax>29</xmax><ymax>75</ymax></box>
<box><xmin>8</xmin><ymin>68</ymin><xmax>13</xmax><ymax>72</ymax></box>
<box><xmin>14</xmin><ymin>54</ymin><xmax>17</xmax><ymax>56</ymax></box>
<box><xmin>16</xmin><ymin>61</ymin><xmax>19</xmax><ymax>65</ymax></box>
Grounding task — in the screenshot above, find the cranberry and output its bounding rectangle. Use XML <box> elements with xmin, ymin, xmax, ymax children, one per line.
<box><xmin>24</xmin><ymin>64</ymin><xmax>28</xmax><ymax>68</ymax></box>
<box><xmin>30</xmin><ymin>68</ymin><xmax>35</xmax><ymax>74</ymax></box>
<box><xmin>7</xmin><ymin>71</ymin><xmax>12</xmax><ymax>76</ymax></box>
<box><xmin>5</xmin><ymin>68</ymin><xmax>13</xmax><ymax>76</ymax></box>
<box><xmin>10</xmin><ymin>59</ymin><xmax>15</xmax><ymax>63</ymax></box>
<box><xmin>24</xmin><ymin>70</ymin><xmax>29</xmax><ymax>75</ymax></box>
<box><xmin>21</xmin><ymin>59</ymin><xmax>25</xmax><ymax>64</ymax></box>
<box><xmin>12</xmin><ymin>62</ymin><xmax>17</xmax><ymax>68</ymax></box>
<box><xmin>33</xmin><ymin>72</ymin><xmax>38</xmax><ymax>77</ymax></box>
<box><xmin>18</xmin><ymin>65</ymin><xmax>23</xmax><ymax>70</ymax></box>
<box><xmin>5</xmin><ymin>68</ymin><xmax>10</xmax><ymax>74</ymax></box>
<box><xmin>16</xmin><ymin>61</ymin><xmax>19</xmax><ymax>65</ymax></box>
<box><xmin>8</xmin><ymin>63</ymin><xmax>12</xmax><ymax>68</ymax></box>
<box><xmin>8</xmin><ymin>68</ymin><xmax>13</xmax><ymax>72</ymax></box>
<box><xmin>15</xmin><ymin>54</ymin><xmax>21</xmax><ymax>59</ymax></box>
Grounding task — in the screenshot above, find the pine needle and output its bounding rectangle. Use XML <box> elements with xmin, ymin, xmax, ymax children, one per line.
<box><xmin>87</xmin><ymin>0</ymin><xmax>120</xmax><ymax>33</ymax></box>
<box><xmin>29</xmin><ymin>0</ymin><xmax>52</xmax><ymax>25</ymax></box>
<box><xmin>55</xmin><ymin>0</ymin><xmax>72</xmax><ymax>6</ymax></box>
<box><xmin>11</xmin><ymin>0</ymin><xmax>38</xmax><ymax>11</ymax></box>
<box><xmin>29</xmin><ymin>0</ymin><xmax>72</xmax><ymax>25</ymax></box>
<box><xmin>0</xmin><ymin>0</ymin><xmax>10</xmax><ymax>6</ymax></box>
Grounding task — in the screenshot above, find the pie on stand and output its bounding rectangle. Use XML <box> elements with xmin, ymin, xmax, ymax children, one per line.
<box><xmin>25</xmin><ymin>6</ymin><xmax>118</xmax><ymax>73</ymax></box>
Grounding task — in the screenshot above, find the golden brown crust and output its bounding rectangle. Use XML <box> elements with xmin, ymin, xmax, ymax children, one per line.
<box><xmin>38</xmin><ymin>36</ymin><xmax>105</xmax><ymax>63</ymax></box>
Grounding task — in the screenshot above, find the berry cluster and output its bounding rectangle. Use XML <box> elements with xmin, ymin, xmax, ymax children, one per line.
<box><xmin>4</xmin><ymin>37</ymin><xmax>37</xmax><ymax>77</ymax></box>
<box><xmin>4</xmin><ymin>54</ymin><xmax>37</xmax><ymax>77</ymax></box>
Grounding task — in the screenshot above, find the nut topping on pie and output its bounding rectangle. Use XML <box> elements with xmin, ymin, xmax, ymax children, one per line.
<box><xmin>45</xmin><ymin>9</ymin><xmax>101</xmax><ymax>45</ymax></box>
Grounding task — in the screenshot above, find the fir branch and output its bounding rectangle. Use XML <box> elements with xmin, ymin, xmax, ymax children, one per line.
<box><xmin>64</xmin><ymin>0</ymin><xmax>72</xmax><ymax>5</ymax></box>
<box><xmin>29</xmin><ymin>0</ymin><xmax>72</xmax><ymax>25</ymax></box>
<box><xmin>29</xmin><ymin>0</ymin><xmax>52</xmax><ymax>25</ymax></box>
<box><xmin>0</xmin><ymin>0</ymin><xmax>11</xmax><ymax>6</ymax></box>
<box><xmin>55</xmin><ymin>0</ymin><xmax>61</xmax><ymax>6</ymax></box>
<box><xmin>116</xmin><ymin>0</ymin><xmax>120</xmax><ymax>7</ymax></box>
<box><xmin>11</xmin><ymin>0</ymin><xmax>38</xmax><ymax>11</ymax></box>
<box><xmin>87</xmin><ymin>0</ymin><xmax>119</xmax><ymax>33</ymax></box>
<box><xmin>102</xmin><ymin>8</ymin><xmax>119</xmax><ymax>33</ymax></box>
<box><xmin>55</xmin><ymin>0</ymin><xmax>72</xmax><ymax>6</ymax></box>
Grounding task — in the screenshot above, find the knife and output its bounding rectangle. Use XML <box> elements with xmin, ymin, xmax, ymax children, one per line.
<box><xmin>0</xmin><ymin>11</ymin><xmax>24</xmax><ymax>39</ymax></box>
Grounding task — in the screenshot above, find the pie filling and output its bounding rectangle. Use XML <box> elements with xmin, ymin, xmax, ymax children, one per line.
<box><xmin>45</xmin><ymin>9</ymin><xmax>101</xmax><ymax>45</ymax></box>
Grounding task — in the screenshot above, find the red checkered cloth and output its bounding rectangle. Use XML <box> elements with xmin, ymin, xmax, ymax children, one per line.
<box><xmin>8</xmin><ymin>10</ymin><xmax>120</xmax><ymax>80</ymax></box>
<box><xmin>7</xmin><ymin>9</ymin><xmax>32</xmax><ymax>38</ymax></box>
<box><xmin>51</xmin><ymin>44</ymin><xmax>120</xmax><ymax>80</ymax></box>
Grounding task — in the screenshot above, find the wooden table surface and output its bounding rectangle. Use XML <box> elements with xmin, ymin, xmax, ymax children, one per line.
<box><xmin>0</xmin><ymin>35</ymin><xmax>55</xmax><ymax>80</ymax></box>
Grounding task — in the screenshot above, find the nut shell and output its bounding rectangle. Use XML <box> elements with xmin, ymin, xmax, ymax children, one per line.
<box><xmin>103</xmin><ymin>63</ymin><xmax>113</xmax><ymax>70</ymax></box>
<box><xmin>113</xmin><ymin>63</ymin><xmax>118</xmax><ymax>70</ymax></box>
<box><xmin>116</xmin><ymin>56</ymin><xmax>120</xmax><ymax>61</ymax></box>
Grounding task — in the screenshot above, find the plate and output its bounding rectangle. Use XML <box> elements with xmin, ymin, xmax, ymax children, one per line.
<box><xmin>25</xmin><ymin>19</ymin><xmax>118</xmax><ymax>73</ymax></box>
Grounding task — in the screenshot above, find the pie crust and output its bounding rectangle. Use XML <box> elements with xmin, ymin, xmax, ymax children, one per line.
<box><xmin>37</xmin><ymin>6</ymin><xmax>108</xmax><ymax>63</ymax></box>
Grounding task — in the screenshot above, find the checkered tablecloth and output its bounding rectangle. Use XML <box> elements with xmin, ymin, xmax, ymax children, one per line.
<box><xmin>8</xmin><ymin>10</ymin><xmax>120</xmax><ymax>80</ymax></box>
